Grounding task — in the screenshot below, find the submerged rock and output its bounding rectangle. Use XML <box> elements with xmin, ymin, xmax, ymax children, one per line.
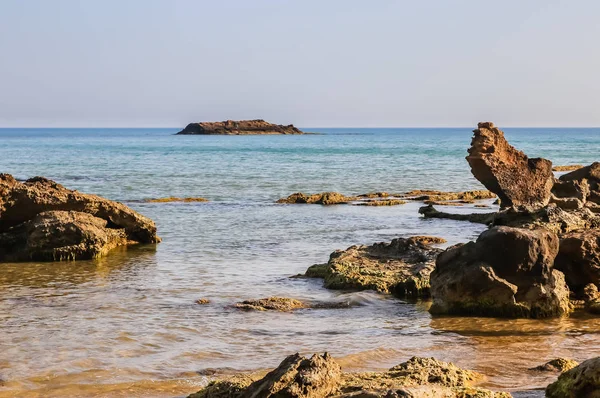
<box><xmin>145</xmin><ymin>197</ymin><xmax>208</xmax><ymax>203</ymax></box>
<box><xmin>418</xmin><ymin>204</ymin><xmax>496</xmax><ymax>224</ymax></box>
<box><xmin>354</xmin><ymin>199</ymin><xmax>407</xmax><ymax>206</ymax></box>
<box><xmin>305</xmin><ymin>236</ymin><xmax>444</xmax><ymax>298</ymax></box>
<box><xmin>234</xmin><ymin>297</ymin><xmax>349</xmax><ymax>311</ymax></box>
<box><xmin>546</xmin><ymin>357</ymin><xmax>600</xmax><ymax>398</ymax></box>
<box><xmin>403</xmin><ymin>189</ymin><xmax>496</xmax><ymax>202</ymax></box>
<box><xmin>430</xmin><ymin>226</ymin><xmax>571</xmax><ymax>318</ymax></box>
<box><xmin>531</xmin><ymin>358</ymin><xmax>579</xmax><ymax>372</ymax></box>
<box><xmin>188</xmin><ymin>354</ymin><xmax>511</xmax><ymax>398</ymax></box>
<box><xmin>177</xmin><ymin>119</ymin><xmax>304</xmax><ymax>135</ymax></box>
<box><xmin>0</xmin><ymin>174</ymin><xmax>159</xmax><ymax>261</ymax></box>
<box><xmin>466</xmin><ymin>122</ymin><xmax>554</xmax><ymax>210</ymax></box>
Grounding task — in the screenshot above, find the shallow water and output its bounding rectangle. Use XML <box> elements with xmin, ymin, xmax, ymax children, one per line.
<box><xmin>0</xmin><ymin>127</ymin><xmax>599</xmax><ymax>397</ymax></box>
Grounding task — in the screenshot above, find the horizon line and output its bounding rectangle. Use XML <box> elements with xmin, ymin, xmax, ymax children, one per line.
<box><xmin>2</xmin><ymin>125</ymin><xmax>600</xmax><ymax>129</ymax></box>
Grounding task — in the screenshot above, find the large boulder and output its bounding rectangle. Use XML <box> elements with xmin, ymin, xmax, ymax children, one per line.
<box><xmin>554</xmin><ymin>229</ymin><xmax>600</xmax><ymax>294</ymax></box>
<box><xmin>466</xmin><ymin>122</ymin><xmax>554</xmax><ymax>211</ymax></box>
<box><xmin>0</xmin><ymin>174</ymin><xmax>159</xmax><ymax>261</ymax></box>
<box><xmin>546</xmin><ymin>357</ymin><xmax>600</xmax><ymax>398</ymax></box>
<box><xmin>305</xmin><ymin>236</ymin><xmax>444</xmax><ymax>298</ymax></box>
<box><xmin>176</xmin><ymin>119</ymin><xmax>304</xmax><ymax>135</ymax></box>
<box><xmin>430</xmin><ymin>226</ymin><xmax>571</xmax><ymax>318</ymax></box>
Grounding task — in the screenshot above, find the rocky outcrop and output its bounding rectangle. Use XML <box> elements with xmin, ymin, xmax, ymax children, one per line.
<box><xmin>305</xmin><ymin>236</ymin><xmax>444</xmax><ymax>298</ymax></box>
<box><xmin>466</xmin><ymin>122</ymin><xmax>554</xmax><ymax>210</ymax></box>
<box><xmin>531</xmin><ymin>358</ymin><xmax>578</xmax><ymax>372</ymax></box>
<box><xmin>554</xmin><ymin>229</ymin><xmax>600</xmax><ymax>293</ymax></box>
<box><xmin>546</xmin><ymin>357</ymin><xmax>600</xmax><ymax>398</ymax></box>
<box><xmin>234</xmin><ymin>297</ymin><xmax>350</xmax><ymax>311</ymax></box>
<box><xmin>419</xmin><ymin>204</ymin><xmax>496</xmax><ymax>224</ymax></box>
<box><xmin>553</xmin><ymin>165</ymin><xmax>583</xmax><ymax>172</ymax></box>
<box><xmin>404</xmin><ymin>190</ymin><xmax>496</xmax><ymax>202</ymax></box>
<box><xmin>277</xmin><ymin>192</ymin><xmax>354</xmax><ymax>205</ymax></box>
<box><xmin>0</xmin><ymin>174</ymin><xmax>159</xmax><ymax>261</ymax></box>
<box><xmin>188</xmin><ymin>354</ymin><xmax>511</xmax><ymax>398</ymax></box>
<box><xmin>429</xmin><ymin>226</ymin><xmax>571</xmax><ymax>318</ymax></box>
<box><xmin>176</xmin><ymin>119</ymin><xmax>304</xmax><ymax>135</ymax></box>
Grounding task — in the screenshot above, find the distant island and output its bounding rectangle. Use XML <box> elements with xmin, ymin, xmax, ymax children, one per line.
<box><xmin>176</xmin><ymin>119</ymin><xmax>305</xmax><ymax>135</ymax></box>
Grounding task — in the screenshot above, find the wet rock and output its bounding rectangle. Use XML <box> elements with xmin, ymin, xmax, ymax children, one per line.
<box><xmin>305</xmin><ymin>237</ymin><xmax>444</xmax><ymax>298</ymax></box>
<box><xmin>430</xmin><ymin>226</ymin><xmax>571</xmax><ymax>318</ymax></box>
<box><xmin>196</xmin><ymin>298</ymin><xmax>211</xmax><ymax>305</ymax></box>
<box><xmin>277</xmin><ymin>192</ymin><xmax>354</xmax><ymax>205</ymax></box>
<box><xmin>554</xmin><ymin>229</ymin><xmax>600</xmax><ymax>293</ymax></box>
<box><xmin>234</xmin><ymin>297</ymin><xmax>349</xmax><ymax>311</ymax></box>
<box><xmin>403</xmin><ymin>190</ymin><xmax>496</xmax><ymax>202</ymax></box>
<box><xmin>546</xmin><ymin>357</ymin><xmax>600</xmax><ymax>398</ymax></box>
<box><xmin>189</xmin><ymin>354</ymin><xmax>510</xmax><ymax>398</ymax></box>
<box><xmin>357</xmin><ymin>192</ymin><xmax>391</xmax><ymax>199</ymax></box>
<box><xmin>553</xmin><ymin>165</ymin><xmax>584</xmax><ymax>172</ymax></box>
<box><xmin>582</xmin><ymin>283</ymin><xmax>600</xmax><ymax>314</ymax></box>
<box><xmin>531</xmin><ymin>358</ymin><xmax>579</xmax><ymax>372</ymax></box>
<box><xmin>145</xmin><ymin>197</ymin><xmax>208</xmax><ymax>203</ymax></box>
<box><xmin>418</xmin><ymin>205</ymin><xmax>496</xmax><ymax>224</ymax></box>
<box><xmin>0</xmin><ymin>175</ymin><xmax>159</xmax><ymax>262</ymax></box>
<box><xmin>466</xmin><ymin>122</ymin><xmax>554</xmax><ymax>211</ymax></box>
<box><xmin>354</xmin><ymin>199</ymin><xmax>407</xmax><ymax>206</ymax></box>
<box><xmin>177</xmin><ymin>119</ymin><xmax>304</xmax><ymax>135</ymax></box>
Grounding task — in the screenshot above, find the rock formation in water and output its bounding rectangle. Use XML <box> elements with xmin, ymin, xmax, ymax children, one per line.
<box><xmin>546</xmin><ymin>357</ymin><xmax>600</xmax><ymax>398</ymax></box>
<box><xmin>0</xmin><ymin>174</ymin><xmax>159</xmax><ymax>261</ymax></box>
<box><xmin>466</xmin><ymin>122</ymin><xmax>554</xmax><ymax>210</ymax></box>
<box><xmin>304</xmin><ymin>236</ymin><xmax>445</xmax><ymax>298</ymax></box>
<box><xmin>188</xmin><ymin>353</ymin><xmax>511</xmax><ymax>398</ymax></box>
<box><xmin>430</xmin><ymin>226</ymin><xmax>571</xmax><ymax>318</ymax></box>
<box><xmin>176</xmin><ymin>119</ymin><xmax>305</xmax><ymax>135</ymax></box>
<box><xmin>234</xmin><ymin>297</ymin><xmax>350</xmax><ymax>311</ymax></box>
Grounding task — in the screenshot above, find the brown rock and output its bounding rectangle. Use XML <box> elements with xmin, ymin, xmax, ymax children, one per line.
<box><xmin>546</xmin><ymin>357</ymin><xmax>600</xmax><ymax>398</ymax></box>
<box><xmin>277</xmin><ymin>192</ymin><xmax>354</xmax><ymax>205</ymax></box>
<box><xmin>305</xmin><ymin>236</ymin><xmax>443</xmax><ymax>298</ymax></box>
<box><xmin>403</xmin><ymin>189</ymin><xmax>495</xmax><ymax>202</ymax></box>
<box><xmin>430</xmin><ymin>226</ymin><xmax>571</xmax><ymax>318</ymax></box>
<box><xmin>0</xmin><ymin>175</ymin><xmax>159</xmax><ymax>262</ymax></box>
<box><xmin>418</xmin><ymin>204</ymin><xmax>496</xmax><ymax>224</ymax></box>
<box><xmin>559</xmin><ymin>162</ymin><xmax>600</xmax><ymax>189</ymax></box>
<box><xmin>554</xmin><ymin>229</ymin><xmax>600</xmax><ymax>293</ymax></box>
<box><xmin>354</xmin><ymin>199</ymin><xmax>406</xmax><ymax>206</ymax></box>
<box><xmin>553</xmin><ymin>165</ymin><xmax>584</xmax><ymax>172</ymax></box>
<box><xmin>176</xmin><ymin>119</ymin><xmax>304</xmax><ymax>135</ymax></box>
<box><xmin>466</xmin><ymin>122</ymin><xmax>554</xmax><ymax>210</ymax></box>
<box><xmin>531</xmin><ymin>358</ymin><xmax>579</xmax><ymax>372</ymax></box>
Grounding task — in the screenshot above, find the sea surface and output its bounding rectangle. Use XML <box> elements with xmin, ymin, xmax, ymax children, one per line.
<box><xmin>0</xmin><ymin>127</ymin><xmax>599</xmax><ymax>397</ymax></box>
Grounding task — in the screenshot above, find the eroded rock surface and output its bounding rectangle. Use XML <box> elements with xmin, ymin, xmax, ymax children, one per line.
<box><xmin>277</xmin><ymin>192</ymin><xmax>354</xmax><ymax>205</ymax></box>
<box><xmin>188</xmin><ymin>354</ymin><xmax>511</xmax><ymax>398</ymax></box>
<box><xmin>0</xmin><ymin>174</ymin><xmax>159</xmax><ymax>262</ymax></box>
<box><xmin>531</xmin><ymin>358</ymin><xmax>579</xmax><ymax>372</ymax></box>
<box><xmin>430</xmin><ymin>226</ymin><xmax>571</xmax><ymax>318</ymax></box>
<box><xmin>546</xmin><ymin>357</ymin><xmax>600</xmax><ymax>398</ymax></box>
<box><xmin>554</xmin><ymin>229</ymin><xmax>600</xmax><ymax>293</ymax></box>
<box><xmin>466</xmin><ymin>122</ymin><xmax>554</xmax><ymax>210</ymax></box>
<box><xmin>305</xmin><ymin>236</ymin><xmax>444</xmax><ymax>298</ymax></box>
<box><xmin>177</xmin><ymin>119</ymin><xmax>304</xmax><ymax>135</ymax></box>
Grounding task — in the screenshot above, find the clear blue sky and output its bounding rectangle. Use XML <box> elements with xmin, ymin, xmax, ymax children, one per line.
<box><xmin>1</xmin><ymin>0</ymin><xmax>599</xmax><ymax>127</ymax></box>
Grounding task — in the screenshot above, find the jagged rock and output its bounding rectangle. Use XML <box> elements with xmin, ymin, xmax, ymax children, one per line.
<box><xmin>559</xmin><ymin>162</ymin><xmax>600</xmax><ymax>188</ymax></box>
<box><xmin>531</xmin><ymin>358</ymin><xmax>579</xmax><ymax>372</ymax></box>
<box><xmin>430</xmin><ymin>226</ymin><xmax>571</xmax><ymax>318</ymax></box>
<box><xmin>0</xmin><ymin>174</ymin><xmax>159</xmax><ymax>262</ymax></box>
<box><xmin>466</xmin><ymin>122</ymin><xmax>554</xmax><ymax>210</ymax></box>
<box><xmin>493</xmin><ymin>204</ymin><xmax>600</xmax><ymax>234</ymax></box>
<box><xmin>403</xmin><ymin>190</ymin><xmax>496</xmax><ymax>202</ymax></box>
<box><xmin>305</xmin><ymin>237</ymin><xmax>444</xmax><ymax>298</ymax></box>
<box><xmin>582</xmin><ymin>283</ymin><xmax>600</xmax><ymax>314</ymax></box>
<box><xmin>176</xmin><ymin>119</ymin><xmax>304</xmax><ymax>135</ymax></box>
<box><xmin>189</xmin><ymin>355</ymin><xmax>511</xmax><ymax>398</ymax></box>
<box><xmin>554</xmin><ymin>229</ymin><xmax>600</xmax><ymax>294</ymax></box>
<box><xmin>277</xmin><ymin>192</ymin><xmax>354</xmax><ymax>205</ymax></box>
<box><xmin>546</xmin><ymin>357</ymin><xmax>600</xmax><ymax>398</ymax></box>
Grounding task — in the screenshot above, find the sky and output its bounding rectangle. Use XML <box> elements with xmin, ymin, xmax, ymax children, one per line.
<box><xmin>1</xmin><ymin>0</ymin><xmax>599</xmax><ymax>128</ymax></box>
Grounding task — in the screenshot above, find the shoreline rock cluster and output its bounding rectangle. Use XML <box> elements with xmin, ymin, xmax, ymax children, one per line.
<box><xmin>0</xmin><ymin>174</ymin><xmax>160</xmax><ymax>262</ymax></box>
<box><xmin>176</xmin><ymin>119</ymin><xmax>305</xmax><ymax>135</ymax></box>
<box><xmin>188</xmin><ymin>352</ymin><xmax>511</xmax><ymax>398</ymax></box>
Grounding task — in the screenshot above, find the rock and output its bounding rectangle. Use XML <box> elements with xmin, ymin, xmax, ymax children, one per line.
<box><xmin>305</xmin><ymin>237</ymin><xmax>444</xmax><ymax>298</ymax></box>
<box><xmin>546</xmin><ymin>357</ymin><xmax>600</xmax><ymax>398</ymax></box>
<box><xmin>196</xmin><ymin>298</ymin><xmax>211</xmax><ymax>305</ymax></box>
<box><xmin>531</xmin><ymin>358</ymin><xmax>579</xmax><ymax>372</ymax></box>
<box><xmin>418</xmin><ymin>205</ymin><xmax>496</xmax><ymax>224</ymax></box>
<box><xmin>0</xmin><ymin>175</ymin><xmax>159</xmax><ymax>262</ymax></box>
<box><xmin>189</xmin><ymin>354</ymin><xmax>510</xmax><ymax>398</ymax></box>
<box><xmin>466</xmin><ymin>122</ymin><xmax>554</xmax><ymax>210</ymax></box>
<box><xmin>554</xmin><ymin>229</ymin><xmax>600</xmax><ymax>294</ymax></box>
<box><xmin>559</xmin><ymin>162</ymin><xmax>600</xmax><ymax>187</ymax></box>
<box><xmin>354</xmin><ymin>199</ymin><xmax>407</xmax><ymax>206</ymax></box>
<box><xmin>430</xmin><ymin>226</ymin><xmax>571</xmax><ymax>318</ymax></box>
<box><xmin>176</xmin><ymin>119</ymin><xmax>304</xmax><ymax>135</ymax></box>
<box><xmin>145</xmin><ymin>197</ymin><xmax>208</xmax><ymax>203</ymax></box>
<box><xmin>357</xmin><ymin>192</ymin><xmax>390</xmax><ymax>198</ymax></box>
<box><xmin>234</xmin><ymin>297</ymin><xmax>349</xmax><ymax>311</ymax></box>
<box><xmin>244</xmin><ymin>353</ymin><xmax>342</xmax><ymax>397</ymax></box>
<box><xmin>277</xmin><ymin>192</ymin><xmax>354</xmax><ymax>205</ymax></box>
<box><xmin>582</xmin><ymin>283</ymin><xmax>600</xmax><ymax>314</ymax></box>
<box><xmin>403</xmin><ymin>190</ymin><xmax>496</xmax><ymax>202</ymax></box>
<box><xmin>553</xmin><ymin>165</ymin><xmax>584</xmax><ymax>172</ymax></box>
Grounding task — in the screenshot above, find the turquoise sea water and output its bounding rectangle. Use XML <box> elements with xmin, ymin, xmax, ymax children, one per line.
<box><xmin>0</xmin><ymin>127</ymin><xmax>599</xmax><ymax>397</ymax></box>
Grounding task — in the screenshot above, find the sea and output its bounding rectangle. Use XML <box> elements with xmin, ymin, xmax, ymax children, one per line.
<box><xmin>0</xmin><ymin>127</ymin><xmax>599</xmax><ymax>397</ymax></box>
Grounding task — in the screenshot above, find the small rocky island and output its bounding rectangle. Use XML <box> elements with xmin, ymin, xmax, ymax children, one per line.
<box><xmin>176</xmin><ymin>119</ymin><xmax>305</xmax><ymax>135</ymax></box>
